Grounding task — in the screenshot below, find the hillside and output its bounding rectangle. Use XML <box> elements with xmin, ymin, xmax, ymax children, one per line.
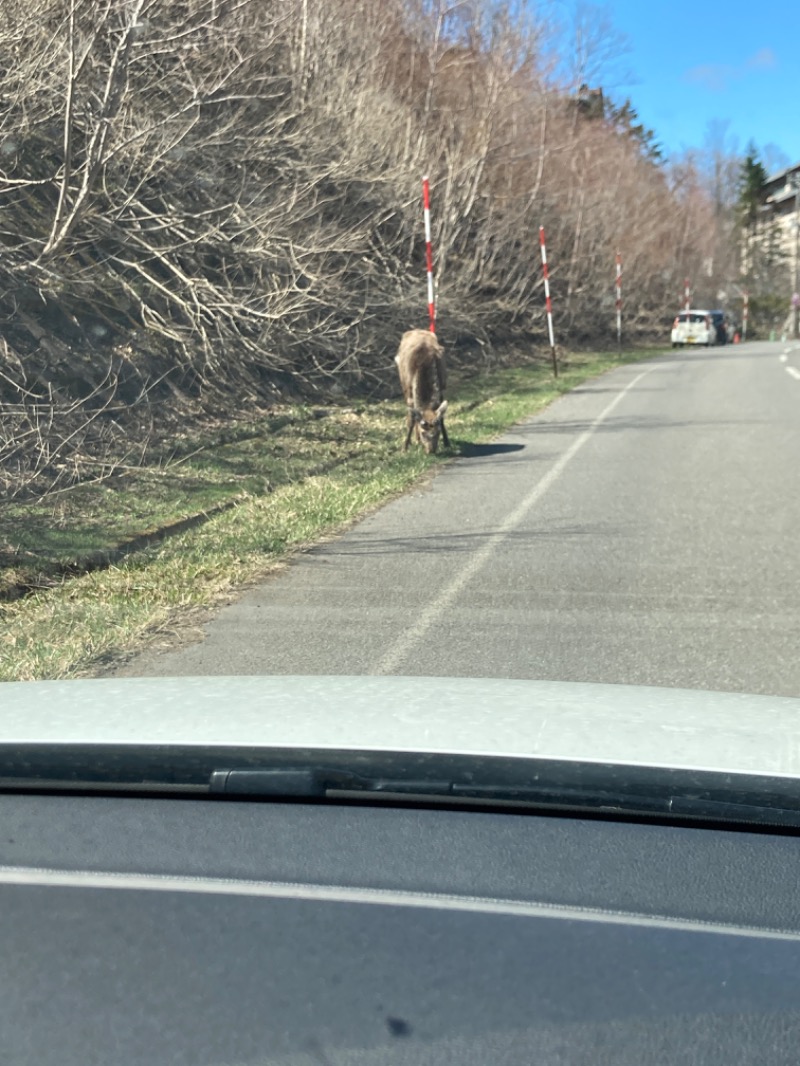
<box><xmin>0</xmin><ymin>0</ymin><xmax>721</xmax><ymax>500</ymax></box>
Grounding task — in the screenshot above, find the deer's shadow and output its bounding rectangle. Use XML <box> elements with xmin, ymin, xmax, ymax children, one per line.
<box><xmin>453</xmin><ymin>441</ymin><xmax>526</xmax><ymax>458</ymax></box>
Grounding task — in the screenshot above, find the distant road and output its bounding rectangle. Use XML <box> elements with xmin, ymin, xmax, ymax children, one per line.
<box><xmin>120</xmin><ymin>340</ymin><xmax>800</xmax><ymax>698</ymax></box>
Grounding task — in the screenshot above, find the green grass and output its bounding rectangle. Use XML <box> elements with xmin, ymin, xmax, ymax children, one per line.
<box><xmin>0</xmin><ymin>348</ymin><xmax>659</xmax><ymax>681</ymax></box>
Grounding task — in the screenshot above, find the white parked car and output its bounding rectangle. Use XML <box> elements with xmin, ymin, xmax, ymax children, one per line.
<box><xmin>671</xmin><ymin>309</ymin><xmax>714</xmax><ymax>347</ymax></box>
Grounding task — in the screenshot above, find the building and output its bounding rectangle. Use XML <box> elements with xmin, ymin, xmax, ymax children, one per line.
<box><xmin>761</xmin><ymin>162</ymin><xmax>800</xmax><ymax>333</ymax></box>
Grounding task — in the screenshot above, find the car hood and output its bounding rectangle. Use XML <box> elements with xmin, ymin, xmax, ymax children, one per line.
<box><xmin>2</xmin><ymin>675</ymin><xmax>799</xmax><ymax>779</ymax></box>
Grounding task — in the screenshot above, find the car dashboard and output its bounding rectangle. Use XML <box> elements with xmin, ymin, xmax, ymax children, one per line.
<box><xmin>2</xmin><ymin>790</ymin><xmax>800</xmax><ymax>1064</ymax></box>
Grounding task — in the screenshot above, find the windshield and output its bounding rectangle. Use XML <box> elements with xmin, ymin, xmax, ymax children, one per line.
<box><xmin>1</xmin><ymin>0</ymin><xmax>799</xmax><ymax>770</ymax></box>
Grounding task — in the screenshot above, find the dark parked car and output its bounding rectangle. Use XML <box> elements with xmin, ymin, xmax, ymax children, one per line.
<box><xmin>709</xmin><ymin>309</ymin><xmax>731</xmax><ymax>344</ymax></box>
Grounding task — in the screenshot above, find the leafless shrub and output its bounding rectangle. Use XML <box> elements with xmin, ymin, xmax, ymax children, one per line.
<box><xmin>0</xmin><ymin>337</ymin><xmax>153</xmax><ymax>500</ymax></box>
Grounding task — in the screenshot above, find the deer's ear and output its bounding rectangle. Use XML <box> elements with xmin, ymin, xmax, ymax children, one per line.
<box><xmin>435</xmin><ymin>400</ymin><xmax>448</xmax><ymax>420</ymax></box>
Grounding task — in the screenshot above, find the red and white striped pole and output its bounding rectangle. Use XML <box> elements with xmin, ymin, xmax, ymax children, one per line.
<box><xmin>742</xmin><ymin>290</ymin><xmax>749</xmax><ymax>342</ymax></box>
<box><xmin>684</xmin><ymin>277</ymin><xmax>691</xmax><ymax>314</ymax></box>
<box><xmin>539</xmin><ymin>226</ymin><xmax>558</xmax><ymax>377</ymax></box>
<box><xmin>422</xmin><ymin>175</ymin><xmax>436</xmax><ymax>333</ymax></box>
<box><xmin>615</xmin><ymin>251</ymin><xmax>622</xmax><ymax>354</ymax></box>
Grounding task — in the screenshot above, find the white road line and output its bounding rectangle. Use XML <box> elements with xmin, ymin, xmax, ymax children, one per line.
<box><xmin>1</xmin><ymin>864</ymin><xmax>799</xmax><ymax>940</ymax></box>
<box><xmin>787</xmin><ymin>367</ymin><xmax>800</xmax><ymax>381</ymax></box>
<box><xmin>372</xmin><ymin>367</ymin><xmax>657</xmax><ymax>675</ymax></box>
<box><xmin>780</xmin><ymin>354</ymin><xmax>788</xmax><ymax>363</ymax></box>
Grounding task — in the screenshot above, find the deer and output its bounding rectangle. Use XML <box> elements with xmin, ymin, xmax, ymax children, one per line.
<box><xmin>394</xmin><ymin>329</ymin><xmax>450</xmax><ymax>453</ymax></box>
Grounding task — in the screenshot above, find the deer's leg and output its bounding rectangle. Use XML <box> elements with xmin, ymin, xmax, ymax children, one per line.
<box><xmin>440</xmin><ymin>420</ymin><xmax>451</xmax><ymax>448</ymax></box>
<box><xmin>403</xmin><ymin>408</ymin><xmax>415</xmax><ymax>451</ymax></box>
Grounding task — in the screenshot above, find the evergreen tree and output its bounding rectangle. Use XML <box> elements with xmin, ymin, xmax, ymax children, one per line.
<box><xmin>606</xmin><ymin>98</ymin><xmax>663</xmax><ymax>163</ymax></box>
<box><xmin>737</xmin><ymin>144</ymin><xmax>768</xmax><ymax>227</ymax></box>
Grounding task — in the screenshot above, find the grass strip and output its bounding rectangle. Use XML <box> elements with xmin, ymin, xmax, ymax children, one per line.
<box><xmin>0</xmin><ymin>349</ymin><xmax>659</xmax><ymax>680</ymax></box>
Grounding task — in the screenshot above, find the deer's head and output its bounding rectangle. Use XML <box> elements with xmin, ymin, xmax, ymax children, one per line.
<box><xmin>413</xmin><ymin>400</ymin><xmax>448</xmax><ymax>453</ymax></box>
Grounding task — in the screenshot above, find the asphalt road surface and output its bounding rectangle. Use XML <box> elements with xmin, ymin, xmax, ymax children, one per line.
<box><xmin>120</xmin><ymin>341</ymin><xmax>800</xmax><ymax>698</ymax></box>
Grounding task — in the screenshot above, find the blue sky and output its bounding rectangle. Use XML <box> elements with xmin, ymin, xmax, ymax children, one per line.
<box><xmin>567</xmin><ymin>0</ymin><xmax>800</xmax><ymax>173</ymax></box>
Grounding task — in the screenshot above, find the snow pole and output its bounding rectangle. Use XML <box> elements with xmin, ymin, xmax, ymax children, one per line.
<box><xmin>539</xmin><ymin>226</ymin><xmax>558</xmax><ymax>377</ymax></box>
<box><xmin>742</xmin><ymin>290</ymin><xmax>749</xmax><ymax>342</ymax></box>
<box><xmin>615</xmin><ymin>251</ymin><xmax>622</xmax><ymax>354</ymax></box>
<box><xmin>422</xmin><ymin>176</ymin><xmax>436</xmax><ymax>333</ymax></box>
<box><xmin>684</xmin><ymin>277</ymin><xmax>691</xmax><ymax>313</ymax></box>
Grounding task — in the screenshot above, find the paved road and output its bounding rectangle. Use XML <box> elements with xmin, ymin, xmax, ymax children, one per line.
<box><xmin>120</xmin><ymin>341</ymin><xmax>800</xmax><ymax>697</ymax></box>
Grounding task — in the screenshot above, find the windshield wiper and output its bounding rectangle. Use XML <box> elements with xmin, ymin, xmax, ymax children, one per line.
<box><xmin>208</xmin><ymin>766</ymin><xmax>800</xmax><ymax>827</ymax></box>
<box><xmin>4</xmin><ymin>744</ymin><xmax>800</xmax><ymax>830</ymax></box>
<box><xmin>209</xmin><ymin>768</ymin><xmax>453</xmax><ymax>798</ymax></box>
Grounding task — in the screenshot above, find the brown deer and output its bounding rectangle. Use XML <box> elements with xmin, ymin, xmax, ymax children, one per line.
<box><xmin>394</xmin><ymin>329</ymin><xmax>450</xmax><ymax>453</ymax></box>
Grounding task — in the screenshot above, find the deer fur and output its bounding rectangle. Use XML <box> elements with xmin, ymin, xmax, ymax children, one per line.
<box><xmin>394</xmin><ymin>329</ymin><xmax>450</xmax><ymax>453</ymax></box>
